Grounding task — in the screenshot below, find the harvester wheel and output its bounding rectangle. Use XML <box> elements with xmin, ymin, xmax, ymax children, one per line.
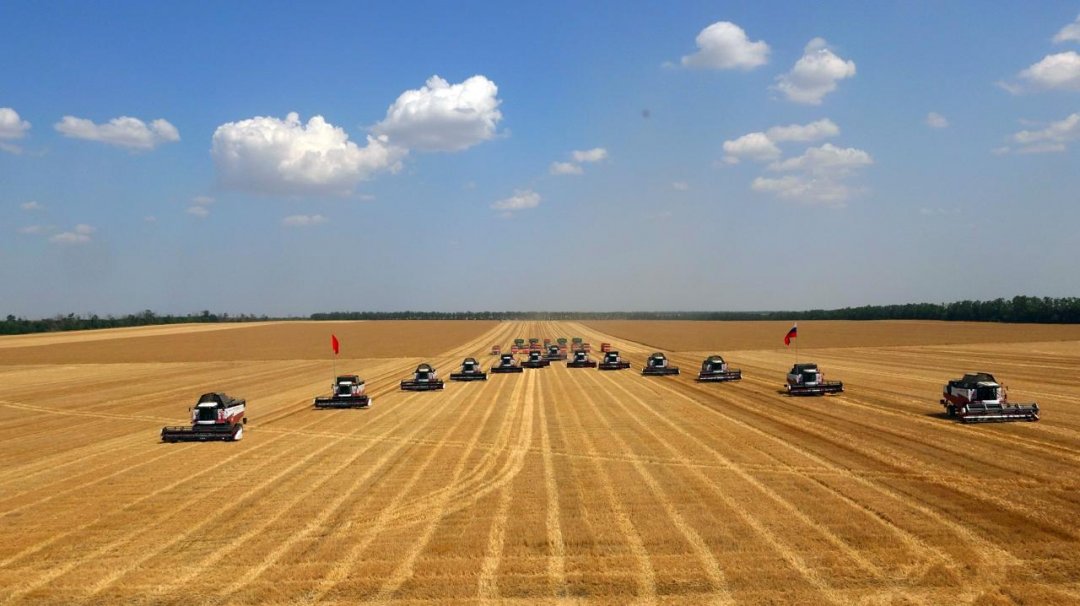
<box><xmin>232</xmin><ymin>425</ymin><xmax>244</xmax><ymax>441</ymax></box>
<box><xmin>946</xmin><ymin>405</ymin><xmax>956</xmax><ymax>418</ymax></box>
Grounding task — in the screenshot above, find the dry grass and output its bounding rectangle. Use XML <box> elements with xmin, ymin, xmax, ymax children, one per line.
<box><xmin>0</xmin><ymin>320</ymin><xmax>1078</xmax><ymax>605</ymax></box>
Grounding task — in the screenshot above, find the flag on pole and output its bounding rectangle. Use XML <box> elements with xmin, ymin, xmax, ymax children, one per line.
<box><xmin>331</xmin><ymin>334</ymin><xmax>340</xmax><ymax>355</ymax></box>
<box><xmin>784</xmin><ymin>324</ymin><xmax>797</xmax><ymax>346</ymax></box>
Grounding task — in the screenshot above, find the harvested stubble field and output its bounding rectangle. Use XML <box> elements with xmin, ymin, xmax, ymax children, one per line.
<box><xmin>0</xmin><ymin>320</ymin><xmax>1078</xmax><ymax>605</ymax></box>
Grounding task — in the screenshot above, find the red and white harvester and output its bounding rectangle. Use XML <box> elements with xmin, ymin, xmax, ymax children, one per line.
<box><xmin>161</xmin><ymin>393</ymin><xmax>247</xmax><ymax>442</ymax></box>
<box><xmin>491</xmin><ymin>353</ymin><xmax>524</xmax><ymax>373</ymax></box>
<box><xmin>401</xmin><ymin>363</ymin><xmax>445</xmax><ymax>391</ymax></box>
<box><xmin>696</xmin><ymin>355</ymin><xmax>742</xmax><ymax>382</ymax></box>
<box><xmin>567</xmin><ymin>349</ymin><xmax>597</xmax><ymax>368</ymax></box>
<box><xmin>598</xmin><ymin>350</ymin><xmax>631</xmax><ymax>371</ymax></box>
<box><xmin>491</xmin><ymin>344</ymin><xmax>501</xmax><ymax>356</ymax></box>
<box><xmin>450</xmin><ymin>357</ymin><xmax>488</xmax><ymax>381</ymax></box>
<box><xmin>786</xmin><ymin>363</ymin><xmax>844</xmax><ymax>396</ymax></box>
<box><xmin>641</xmin><ymin>352</ymin><xmax>680</xmax><ymax>376</ymax></box>
<box><xmin>544</xmin><ymin>344</ymin><xmax>567</xmax><ymax>362</ymax></box>
<box><xmin>314</xmin><ymin>375</ymin><xmax>371</xmax><ymax>408</ymax></box>
<box><xmin>940</xmin><ymin>372</ymin><xmax>1039</xmax><ymax>423</ymax></box>
<box><xmin>522</xmin><ymin>349</ymin><xmax>551</xmax><ymax>368</ymax></box>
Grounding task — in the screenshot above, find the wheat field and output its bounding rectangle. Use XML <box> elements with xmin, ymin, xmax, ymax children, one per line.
<box><xmin>1</xmin><ymin>320</ymin><xmax>1078</xmax><ymax>605</ymax></box>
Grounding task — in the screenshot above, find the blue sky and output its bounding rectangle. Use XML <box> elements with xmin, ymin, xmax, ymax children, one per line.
<box><xmin>2</xmin><ymin>1</ymin><xmax>1079</xmax><ymax>316</ymax></box>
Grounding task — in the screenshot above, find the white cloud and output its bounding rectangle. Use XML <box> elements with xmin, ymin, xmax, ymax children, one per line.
<box><xmin>144</xmin><ymin>216</ymin><xmax>157</xmax><ymax>223</ymax></box>
<box><xmin>751</xmin><ymin>175</ymin><xmax>856</xmax><ymax>207</ymax></box>
<box><xmin>49</xmin><ymin>224</ymin><xmax>95</xmax><ymax>245</ymax></box>
<box><xmin>282</xmin><ymin>214</ymin><xmax>327</xmax><ymax>227</ymax></box>
<box><xmin>0</xmin><ymin>107</ymin><xmax>31</xmax><ymax>141</ymax></box>
<box><xmin>491</xmin><ymin>189</ymin><xmax>541</xmax><ymax>212</ymax></box>
<box><xmin>926</xmin><ymin>112</ymin><xmax>949</xmax><ymax>128</ymax></box>
<box><xmin>766</xmin><ymin>118</ymin><xmax>840</xmax><ymax>142</ymax></box>
<box><xmin>769</xmin><ymin>143</ymin><xmax>873</xmax><ymax>173</ymax></box>
<box><xmin>54</xmin><ymin>115</ymin><xmax>179</xmax><ymax>149</ymax></box>
<box><xmin>1014</xmin><ymin>51</ymin><xmax>1080</xmax><ymax>91</ymax></box>
<box><xmin>18</xmin><ymin>225</ymin><xmax>52</xmax><ymax>235</ymax></box>
<box><xmin>373</xmin><ymin>75</ymin><xmax>502</xmax><ymax>152</ymax></box>
<box><xmin>20</xmin><ymin>201</ymin><xmax>44</xmax><ymax>211</ymax></box>
<box><xmin>1007</xmin><ymin>112</ymin><xmax>1080</xmax><ymax>153</ymax></box>
<box><xmin>722</xmin><ymin>132</ymin><xmax>781</xmax><ymax>164</ymax></box>
<box><xmin>186</xmin><ymin>205</ymin><xmax>210</xmax><ymax>218</ymax></box>
<box><xmin>571</xmin><ymin>147</ymin><xmax>608</xmax><ymax>163</ymax></box>
<box><xmin>1053</xmin><ymin>14</ymin><xmax>1080</xmax><ymax>43</ymax></box>
<box><xmin>773</xmin><ymin>38</ymin><xmax>856</xmax><ymax>105</ymax></box>
<box><xmin>754</xmin><ymin>143</ymin><xmax>873</xmax><ymax>206</ymax></box>
<box><xmin>672</xmin><ymin>181</ymin><xmax>689</xmax><ymax>191</ymax></box>
<box><xmin>680</xmin><ymin>21</ymin><xmax>769</xmax><ymax>70</ymax></box>
<box><xmin>212</xmin><ymin>112</ymin><xmax>405</xmax><ymax>196</ymax></box>
<box><xmin>191</xmin><ymin>195</ymin><xmax>214</xmax><ymax>206</ymax></box>
<box><xmin>550</xmin><ymin>161</ymin><xmax>583</xmax><ymax>175</ymax></box>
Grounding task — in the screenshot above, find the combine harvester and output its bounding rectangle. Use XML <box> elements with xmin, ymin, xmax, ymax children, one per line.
<box><xmin>598</xmin><ymin>350</ymin><xmax>631</xmax><ymax>371</ymax></box>
<box><xmin>786</xmin><ymin>363</ymin><xmax>844</xmax><ymax>396</ymax></box>
<box><xmin>940</xmin><ymin>372</ymin><xmax>1039</xmax><ymax>423</ymax></box>
<box><xmin>491</xmin><ymin>353</ymin><xmax>524</xmax><ymax>373</ymax></box>
<box><xmin>600</xmin><ymin>342</ymin><xmax>612</xmax><ymax>353</ymax></box>
<box><xmin>490</xmin><ymin>344</ymin><xmax>501</xmax><ymax>356</ymax></box>
<box><xmin>522</xmin><ymin>350</ymin><xmax>550</xmax><ymax>368</ymax></box>
<box><xmin>161</xmin><ymin>393</ymin><xmax>247</xmax><ymax>442</ymax></box>
<box><xmin>401</xmin><ymin>363</ymin><xmax>445</xmax><ymax>391</ymax></box>
<box><xmin>567</xmin><ymin>350</ymin><xmax>597</xmax><ymax>368</ymax></box>
<box><xmin>450</xmin><ymin>357</ymin><xmax>488</xmax><ymax>381</ymax></box>
<box><xmin>314</xmin><ymin>375</ymin><xmax>371</xmax><ymax>408</ymax></box>
<box><xmin>544</xmin><ymin>344</ymin><xmax>567</xmax><ymax>362</ymax></box>
<box><xmin>642</xmin><ymin>352</ymin><xmax>680</xmax><ymax>376</ymax></box>
<box><xmin>511</xmin><ymin>339</ymin><xmax>526</xmax><ymax>354</ymax></box>
<box><xmin>696</xmin><ymin>355</ymin><xmax>742</xmax><ymax>382</ymax></box>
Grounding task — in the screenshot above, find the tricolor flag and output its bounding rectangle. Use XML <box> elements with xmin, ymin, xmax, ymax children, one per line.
<box><xmin>331</xmin><ymin>334</ymin><xmax>340</xmax><ymax>355</ymax></box>
<box><xmin>784</xmin><ymin>324</ymin><xmax>797</xmax><ymax>346</ymax></box>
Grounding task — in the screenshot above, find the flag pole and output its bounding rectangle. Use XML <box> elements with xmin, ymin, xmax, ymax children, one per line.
<box><xmin>794</xmin><ymin>322</ymin><xmax>798</xmax><ymax>364</ymax></box>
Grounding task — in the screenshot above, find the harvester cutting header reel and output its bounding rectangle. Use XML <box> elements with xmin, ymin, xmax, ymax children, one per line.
<box><xmin>401</xmin><ymin>363</ymin><xmax>445</xmax><ymax>391</ymax></box>
<box><xmin>786</xmin><ymin>363</ymin><xmax>843</xmax><ymax>396</ymax></box>
<box><xmin>642</xmin><ymin>352</ymin><xmax>679</xmax><ymax>376</ymax></box>
<box><xmin>450</xmin><ymin>357</ymin><xmax>488</xmax><ymax>381</ymax></box>
<box><xmin>941</xmin><ymin>372</ymin><xmax>1039</xmax><ymax>423</ymax></box>
<box><xmin>314</xmin><ymin>375</ymin><xmax>371</xmax><ymax>408</ymax></box>
<box><xmin>697</xmin><ymin>356</ymin><xmax>742</xmax><ymax>382</ymax></box>
<box><xmin>161</xmin><ymin>393</ymin><xmax>247</xmax><ymax>442</ymax></box>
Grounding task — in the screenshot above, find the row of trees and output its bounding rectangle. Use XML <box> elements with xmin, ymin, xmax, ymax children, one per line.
<box><xmin>4</xmin><ymin>296</ymin><xmax>1079</xmax><ymax>335</ymax></box>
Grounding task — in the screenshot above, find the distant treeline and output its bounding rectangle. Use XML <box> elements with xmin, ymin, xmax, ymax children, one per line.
<box><xmin>0</xmin><ymin>310</ymin><xmax>272</xmax><ymax>335</ymax></box>
<box><xmin>4</xmin><ymin>296</ymin><xmax>1079</xmax><ymax>335</ymax></box>
<box><xmin>312</xmin><ymin>296</ymin><xmax>1080</xmax><ymax>324</ymax></box>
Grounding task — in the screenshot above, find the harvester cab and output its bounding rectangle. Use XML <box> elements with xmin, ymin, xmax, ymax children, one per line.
<box><xmin>598</xmin><ymin>351</ymin><xmax>631</xmax><ymax>370</ymax></box>
<box><xmin>941</xmin><ymin>372</ymin><xmax>1039</xmax><ymax>423</ymax></box>
<box><xmin>642</xmin><ymin>352</ymin><xmax>680</xmax><ymax>376</ymax></box>
<box><xmin>567</xmin><ymin>349</ymin><xmax>597</xmax><ymax>368</ymax></box>
<box><xmin>600</xmin><ymin>343</ymin><xmax>612</xmax><ymax>353</ymax></box>
<box><xmin>523</xmin><ymin>350</ymin><xmax>550</xmax><ymax>368</ymax></box>
<box><xmin>314</xmin><ymin>374</ymin><xmax>371</xmax><ymax>408</ymax></box>
<box><xmin>451</xmin><ymin>357</ymin><xmax>488</xmax><ymax>381</ymax></box>
<box><xmin>492</xmin><ymin>353</ymin><xmax>524</xmax><ymax>373</ymax></box>
<box><xmin>786</xmin><ymin>363</ymin><xmax>844</xmax><ymax>396</ymax></box>
<box><xmin>161</xmin><ymin>393</ymin><xmax>247</xmax><ymax>442</ymax></box>
<box><xmin>401</xmin><ymin>363</ymin><xmax>445</xmax><ymax>391</ymax></box>
<box><xmin>696</xmin><ymin>355</ymin><xmax>742</xmax><ymax>382</ymax></box>
<box><xmin>544</xmin><ymin>344</ymin><xmax>567</xmax><ymax>361</ymax></box>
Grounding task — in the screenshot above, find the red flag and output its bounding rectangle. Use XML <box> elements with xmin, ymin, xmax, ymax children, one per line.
<box><xmin>784</xmin><ymin>324</ymin><xmax>797</xmax><ymax>346</ymax></box>
<box><xmin>331</xmin><ymin>334</ymin><xmax>340</xmax><ymax>355</ymax></box>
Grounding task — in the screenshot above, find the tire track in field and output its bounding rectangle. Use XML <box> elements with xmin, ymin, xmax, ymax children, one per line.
<box><xmin>587</xmin><ymin>369</ymin><xmax>895</xmax><ymax>603</ymax></box>
<box><xmin>535</xmin><ymin>371</ymin><xmax>568</xmax><ymax>600</ymax></box>
<box><xmin>299</xmin><ymin>357</ymin><xmax>523</xmax><ymax>604</ymax></box>
<box><xmin>178</xmin><ymin>378</ymin><xmax>496</xmax><ymax>602</ymax></box>
<box><xmin>565</xmin><ymin>368</ymin><xmax>736</xmax><ymax>605</ymax></box>
<box><xmin>369</xmin><ymin>367</ymin><xmax>536</xmax><ymax>604</ymax></box>
<box><xmin>544</xmin><ymin>364</ymin><xmax>658</xmax><ymax>604</ymax></box>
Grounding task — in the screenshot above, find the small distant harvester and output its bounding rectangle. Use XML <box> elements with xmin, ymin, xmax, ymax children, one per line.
<box><xmin>941</xmin><ymin>372</ymin><xmax>1039</xmax><ymax>423</ymax></box>
<box><xmin>314</xmin><ymin>375</ymin><xmax>371</xmax><ymax>408</ymax></box>
<box><xmin>161</xmin><ymin>393</ymin><xmax>247</xmax><ymax>442</ymax></box>
<box><xmin>696</xmin><ymin>356</ymin><xmax>742</xmax><ymax>382</ymax></box>
<box><xmin>786</xmin><ymin>363</ymin><xmax>843</xmax><ymax>396</ymax></box>
<box><xmin>641</xmin><ymin>352</ymin><xmax>679</xmax><ymax>376</ymax></box>
<box><xmin>450</xmin><ymin>357</ymin><xmax>488</xmax><ymax>381</ymax></box>
<box><xmin>401</xmin><ymin>363</ymin><xmax>445</xmax><ymax>391</ymax></box>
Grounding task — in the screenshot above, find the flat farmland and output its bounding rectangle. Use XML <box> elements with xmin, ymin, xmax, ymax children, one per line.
<box><xmin>1</xmin><ymin>320</ymin><xmax>1078</xmax><ymax>605</ymax></box>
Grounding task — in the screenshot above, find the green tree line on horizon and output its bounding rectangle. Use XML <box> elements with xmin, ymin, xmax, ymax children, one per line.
<box><xmin>3</xmin><ymin>296</ymin><xmax>1079</xmax><ymax>335</ymax></box>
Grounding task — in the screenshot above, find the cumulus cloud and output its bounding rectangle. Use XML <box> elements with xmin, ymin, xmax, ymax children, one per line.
<box><xmin>282</xmin><ymin>214</ymin><xmax>327</xmax><ymax>227</ymax></box>
<box><xmin>570</xmin><ymin>147</ymin><xmax>608</xmax><ymax>163</ymax></box>
<box><xmin>1053</xmin><ymin>14</ymin><xmax>1080</xmax><ymax>43</ymax></box>
<box><xmin>680</xmin><ymin>21</ymin><xmax>769</xmax><ymax>70</ymax></box>
<box><xmin>491</xmin><ymin>189</ymin><xmax>541</xmax><ymax>213</ymax></box>
<box><xmin>192</xmin><ymin>195</ymin><xmax>214</xmax><ymax>206</ymax></box>
<box><xmin>49</xmin><ymin>224</ymin><xmax>95</xmax><ymax>245</ymax></box>
<box><xmin>672</xmin><ymin>181</ymin><xmax>689</xmax><ymax>191</ymax></box>
<box><xmin>186</xmin><ymin>206</ymin><xmax>210</xmax><ymax>218</ymax></box>
<box><xmin>373</xmin><ymin>75</ymin><xmax>502</xmax><ymax>152</ymax></box>
<box><xmin>773</xmin><ymin>38</ymin><xmax>856</xmax><ymax>105</ymax></box>
<box><xmin>0</xmin><ymin>107</ymin><xmax>31</xmax><ymax>140</ymax></box>
<box><xmin>54</xmin><ymin>115</ymin><xmax>179</xmax><ymax>149</ymax></box>
<box><xmin>550</xmin><ymin>161</ymin><xmax>583</xmax><ymax>175</ymax></box>
<box><xmin>926</xmin><ymin>112</ymin><xmax>949</xmax><ymax>128</ymax></box>
<box><xmin>19</xmin><ymin>225</ymin><xmax>53</xmax><ymax>235</ymax></box>
<box><xmin>20</xmin><ymin>201</ymin><xmax>44</xmax><ymax>211</ymax></box>
<box><xmin>1012</xmin><ymin>51</ymin><xmax>1080</xmax><ymax>92</ymax></box>
<box><xmin>1003</xmin><ymin>112</ymin><xmax>1080</xmax><ymax>154</ymax></box>
<box><xmin>722</xmin><ymin>119</ymin><xmax>839</xmax><ymax>164</ymax></box>
<box><xmin>753</xmin><ymin>143</ymin><xmax>873</xmax><ymax>206</ymax></box>
<box><xmin>212</xmin><ymin>112</ymin><xmax>404</xmax><ymax>196</ymax></box>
